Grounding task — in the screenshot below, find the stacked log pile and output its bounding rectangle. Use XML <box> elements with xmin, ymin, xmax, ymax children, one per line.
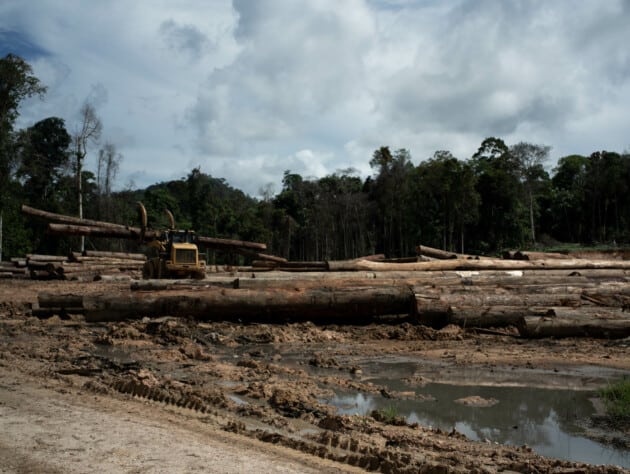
<box><xmin>1</xmin><ymin>251</ymin><xmax>146</xmax><ymax>280</ymax></box>
<box><xmin>21</xmin><ymin>204</ymin><xmax>270</xmax><ymax>259</ymax></box>
<box><xmin>35</xmin><ymin>256</ymin><xmax>630</xmax><ymax>338</ymax></box>
<box><xmin>0</xmin><ymin>258</ymin><xmax>28</xmax><ymax>279</ymax></box>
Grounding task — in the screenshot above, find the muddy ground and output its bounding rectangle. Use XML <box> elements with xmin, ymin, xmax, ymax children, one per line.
<box><xmin>1</xmin><ymin>279</ymin><xmax>629</xmax><ymax>473</ymax></box>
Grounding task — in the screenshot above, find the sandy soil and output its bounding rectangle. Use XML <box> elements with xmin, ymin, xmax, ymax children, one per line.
<box><xmin>1</xmin><ymin>279</ymin><xmax>629</xmax><ymax>473</ymax></box>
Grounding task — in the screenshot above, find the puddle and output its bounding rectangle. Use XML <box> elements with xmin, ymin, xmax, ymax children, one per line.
<box><xmin>326</xmin><ymin>383</ymin><xmax>630</xmax><ymax>468</ymax></box>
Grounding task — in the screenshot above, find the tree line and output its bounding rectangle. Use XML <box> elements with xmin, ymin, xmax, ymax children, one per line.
<box><xmin>2</xmin><ymin>54</ymin><xmax>629</xmax><ymax>261</ymax></box>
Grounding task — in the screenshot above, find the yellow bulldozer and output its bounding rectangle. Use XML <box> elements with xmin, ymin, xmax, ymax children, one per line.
<box><xmin>138</xmin><ymin>203</ymin><xmax>206</xmax><ymax>279</ymax></box>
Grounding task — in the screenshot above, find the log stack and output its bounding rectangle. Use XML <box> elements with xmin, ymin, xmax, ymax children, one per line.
<box><xmin>0</xmin><ymin>259</ymin><xmax>28</xmax><ymax>279</ymax></box>
<box><xmin>21</xmin><ymin>204</ymin><xmax>270</xmax><ymax>258</ymax></box>
<box><xmin>1</xmin><ymin>251</ymin><xmax>147</xmax><ymax>280</ymax></box>
<box><xmin>34</xmin><ymin>261</ymin><xmax>630</xmax><ymax>338</ymax></box>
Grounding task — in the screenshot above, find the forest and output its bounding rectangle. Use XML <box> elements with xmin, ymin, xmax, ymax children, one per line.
<box><xmin>2</xmin><ymin>53</ymin><xmax>630</xmax><ymax>262</ymax></box>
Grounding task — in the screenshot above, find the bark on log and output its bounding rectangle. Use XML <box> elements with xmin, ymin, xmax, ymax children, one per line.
<box><xmin>196</xmin><ymin>235</ymin><xmax>266</xmax><ymax>251</ymax></box>
<box><xmin>329</xmin><ymin>258</ymin><xmax>630</xmax><ymax>272</ymax></box>
<box><xmin>130</xmin><ymin>278</ymin><xmax>237</xmax><ymax>291</ymax></box>
<box><xmin>38</xmin><ymin>293</ymin><xmax>83</xmax><ymax>308</ymax></box>
<box><xmin>30</xmin><ymin>302</ymin><xmax>83</xmax><ymax>318</ymax></box>
<box><xmin>252</xmin><ymin>260</ymin><xmax>328</xmax><ymax>269</ymax></box>
<box><xmin>518</xmin><ymin>310</ymin><xmax>630</xmax><ymax>338</ymax></box>
<box><xmin>448</xmin><ymin>306</ymin><xmax>553</xmax><ymax>328</ymax></box>
<box><xmin>22</xmin><ymin>204</ymin><xmax>135</xmax><ymax>231</ymax></box>
<box><xmin>81</xmin><ymin>286</ymin><xmax>415</xmax><ymax>322</ymax></box>
<box><xmin>26</xmin><ymin>254</ymin><xmax>69</xmax><ymax>262</ymax></box>
<box><xmin>47</xmin><ymin>223</ymin><xmax>153</xmax><ymax>240</ymax></box>
<box><xmin>424</xmin><ymin>292</ymin><xmax>582</xmax><ymax>308</ymax></box>
<box><xmin>26</xmin><ymin>204</ymin><xmax>267</xmax><ymax>252</ymax></box>
<box><xmin>82</xmin><ymin>250</ymin><xmax>146</xmax><ymax>260</ymax></box>
<box><xmin>416</xmin><ymin>245</ymin><xmax>459</xmax><ymax>259</ymax></box>
<box><xmin>504</xmin><ymin>250</ymin><xmax>570</xmax><ymax>260</ymax></box>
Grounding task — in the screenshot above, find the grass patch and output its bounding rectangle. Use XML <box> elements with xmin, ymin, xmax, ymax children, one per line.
<box><xmin>599</xmin><ymin>378</ymin><xmax>630</xmax><ymax>419</ymax></box>
<box><xmin>370</xmin><ymin>405</ymin><xmax>406</xmax><ymax>425</ymax></box>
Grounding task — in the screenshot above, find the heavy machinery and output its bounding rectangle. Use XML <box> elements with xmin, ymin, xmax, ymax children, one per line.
<box><xmin>138</xmin><ymin>203</ymin><xmax>206</xmax><ymax>279</ymax></box>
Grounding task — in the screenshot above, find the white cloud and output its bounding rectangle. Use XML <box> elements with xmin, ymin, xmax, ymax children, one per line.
<box><xmin>1</xmin><ymin>0</ymin><xmax>629</xmax><ymax>197</ymax></box>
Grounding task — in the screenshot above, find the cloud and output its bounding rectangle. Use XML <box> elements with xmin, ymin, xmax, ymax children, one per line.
<box><xmin>159</xmin><ymin>19</ymin><xmax>211</xmax><ymax>61</ymax></box>
<box><xmin>1</xmin><ymin>0</ymin><xmax>630</xmax><ymax>196</ymax></box>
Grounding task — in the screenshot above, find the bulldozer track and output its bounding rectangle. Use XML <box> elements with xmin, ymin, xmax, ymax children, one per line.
<box><xmin>96</xmin><ymin>376</ymin><xmax>430</xmax><ymax>473</ymax></box>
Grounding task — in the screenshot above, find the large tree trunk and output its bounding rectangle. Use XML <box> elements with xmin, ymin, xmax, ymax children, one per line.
<box><xmin>81</xmin><ymin>250</ymin><xmax>146</xmax><ymax>260</ymax></box>
<box><xmin>80</xmin><ymin>286</ymin><xmax>415</xmax><ymax>322</ymax></box>
<box><xmin>25</xmin><ymin>204</ymin><xmax>269</xmax><ymax>253</ymax></box>
<box><xmin>47</xmin><ymin>223</ymin><xmax>151</xmax><ymax>240</ymax></box>
<box><xmin>518</xmin><ymin>309</ymin><xmax>630</xmax><ymax>338</ymax></box>
<box><xmin>328</xmin><ymin>258</ymin><xmax>630</xmax><ymax>272</ymax></box>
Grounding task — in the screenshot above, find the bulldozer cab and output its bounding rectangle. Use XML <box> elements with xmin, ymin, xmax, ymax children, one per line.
<box><xmin>138</xmin><ymin>203</ymin><xmax>206</xmax><ymax>279</ymax></box>
<box><xmin>168</xmin><ymin>230</ymin><xmax>195</xmax><ymax>245</ymax></box>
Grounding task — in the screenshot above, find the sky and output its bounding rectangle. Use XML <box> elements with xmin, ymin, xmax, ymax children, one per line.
<box><xmin>1</xmin><ymin>0</ymin><xmax>629</xmax><ymax>197</ymax></box>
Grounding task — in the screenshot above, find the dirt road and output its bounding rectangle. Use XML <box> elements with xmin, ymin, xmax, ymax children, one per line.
<box><xmin>1</xmin><ymin>280</ymin><xmax>629</xmax><ymax>473</ymax></box>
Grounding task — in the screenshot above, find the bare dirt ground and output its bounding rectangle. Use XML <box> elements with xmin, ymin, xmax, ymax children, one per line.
<box><xmin>1</xmin><ymin>279</ymin><xmax>629</xmax><ymax>473</ymax></box>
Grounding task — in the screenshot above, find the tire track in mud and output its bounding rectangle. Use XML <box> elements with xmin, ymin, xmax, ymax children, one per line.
<box><xmin>93</xmin><ymin>376</ymin><xmax>435</xmax><ymax>473</ymax></box>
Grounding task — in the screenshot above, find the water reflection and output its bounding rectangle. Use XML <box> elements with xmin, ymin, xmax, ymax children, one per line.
<box><xmin>327</xmin><ymin>383</ymin><xmax>630</xmax><ymax>468</ymax></box>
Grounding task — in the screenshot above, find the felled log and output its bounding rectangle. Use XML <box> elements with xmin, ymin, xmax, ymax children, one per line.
<box><xmin>27</xmin><ymin>261</ymin><xmax>58</xmax><ymax>272</ymax></box>
<box><xmin>416</xmin><ymin>245</ymin><xmax>459</xmax><ymax>259</ymax></box>
<box><xmin>47</xmin><ymin>223</ymin><xmax>153</xmax><ymax>240</ymax></box>
<box><xmin>430</xmin><ymin>292</ymin><xmax>581</xmax><ymax>308</ymax></box>
<box><xmin>26</xmin><ymin>254</ymin><xmax>69</xmax><ymax>262</ymax></box>
<box><xmin>22</xmin><ymin>204</ymin><xmax>132</xmax><ymax>229</ymax></box>
<box><xmin>130</xmin><ymin>278</ymin><xmax>237</xmax><ymax>291</ymax></box>
<box><xmin>38</xmin><ymin>293</ymin><xmax>83</xmax><ymax>308</ymax></box>
<box><xmin>329</xmin><ymin>258</ymin><xmax>630</xmax><ymax>272</ymax></box>
<box><xmin>47</xmin><ymin>223</ymin><xmax>268</xmax><ymax>254</ymax></box>
<box><xmin>448</xmin><ymin>306</ymin><xmax>553</xmax><ymax>328</ymax></box>
<box><xmin>252</xmin><ymin>260</ymin><xmax>329</xmax><ymax>271</ymax></box>
<box><xmin>82</xmin><ymin>250</ymin><xmax>146</xmax><ymax>260</ymax></box>
<box><xmin>25</xmin><ymin>204</ymin><xmax>268</xmax><ymax>254</ymax></box>
<box><xmin>503</xmin><ymin>250</ymin><xmax>570</xmax><ymax>260</ymax></box>
<box><xmin>81</xmin><ymin>286</ymin><xmax>415</xmax><ymax>322</ymax></box>
<box><xmin>195</xmin><ymin>235</ymin><xmax>266</xmax><ymax>251</ymax></box>
<box><xmin>518</xmin><ymin>309</ymin><xmax>630</xmax><ymax>338</ymax></box>
<box><xmin>29</xmin><ymin>269</ymin><xmax>62</xmax><ymax>280</ymax></box>
<box><xmin>67</xmin><ymin>257</ymin><xmax>145</xmax><ymax>266</ymax></box>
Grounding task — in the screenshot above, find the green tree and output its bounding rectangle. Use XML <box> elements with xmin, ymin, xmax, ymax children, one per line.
<box><xmin>550</xmin><ymin>154</ymin><xmax>589</xmax><ymax>242</ymax></box>
<box><xmin>14</xmin><ymin>117</ymin><xmax>71</xmax><ymax>254</ymax></box>
<box><xmin>368</xmin><ymin>147</ymin><xmax>414</xmax><ymax>256</ymax></box>
<box><xmin>0</xmin><ymin>54</ymin><xmax>47</xmax><ymax>258</ymax></box>
<box><xmin>16</xmin><ymin>117</ymin><xmax>72</xmax><ymax>209</ymax></box>
<box><xmin>470</xmin><ymin>137</ymin><xmax>526</xmax><ymax>253</ymax></box>
<box><xmin>509</xmin><ymin>142</ymin><xmax>551</xmax><ymax>244</ymax></box>
<box><xmin>412</xmin><ymin>151</ymin><xmax>479</xmax><ymax>253</ymax></box>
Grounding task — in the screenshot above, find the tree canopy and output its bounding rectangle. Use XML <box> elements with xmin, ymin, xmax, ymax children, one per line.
<box><xmin>2</xmin><ymin>54</ymin><xmax>630</xmax><ymax>260</ymax></box>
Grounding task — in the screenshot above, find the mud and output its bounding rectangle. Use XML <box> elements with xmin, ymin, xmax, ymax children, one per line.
<box><xmin>1</xmin><ymin>279</ymin><xmax>630</xmax><ymax>472</ymax></box>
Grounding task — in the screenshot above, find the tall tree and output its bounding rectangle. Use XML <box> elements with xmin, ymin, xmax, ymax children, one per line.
<box><xmin>0</xmin><ymin>54</ymin><xmax>47</xmax><ymax>259</ymax></box>
<box><xmin>412</xmin><ymin>151</ymin><xmax>479</xmax><ymax>253</ymax></box>
<box><xmin>550</xmin><ymin>154</ymin><xmax>588</xmax><ymax>242</ymax></box>
<box><xmin>509</xmin><ymin>142</ymin><xmax>550</xmax><ymax>244</ymax></box>
<box><xmin>368</xmin><ymin>147</ymin><xmax>414</xmax><ymax>256</ymax></box>
<box><xmin>0</xmin><ymin>54</ymin><xmax>47</xmax><ymax>141</ymax></box>
<box><xmin>96</xmin><ymin>142</ymin><xmax>122</xmax><ymax>221</ymax></box>
<box><xmin>471</xmin><ymin>137</ymin><xmax>525</xmax><ymax>253</ymax></box>
<box><xmin>15</xmin><ymin>117</ymin><xmax>71</xmax><ymax>253</ymax></box>
<box><xmin>73</xmin><ymin>102</ymin><xmax>102</xmax><ymax>250</ymax></box>
<box><xmin>17</xmin><ymin>117</ymin><xmax>71</xmax><ymax>207</ymax></box>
